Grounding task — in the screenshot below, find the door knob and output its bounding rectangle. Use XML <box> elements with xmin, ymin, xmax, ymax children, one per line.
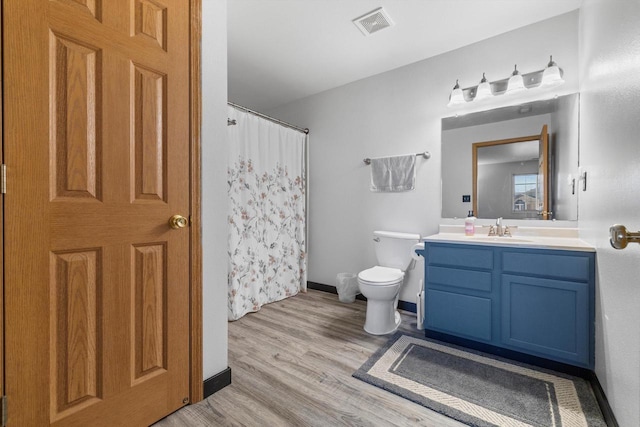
<box><xmin>609</xmin><ymin>224</ymin><xmax>640</xmax><ymax>249</ymax></box>
<box><xmin>169</xmin><ymin>214</ymin><xmax>189</xmax><ymax>229</ymax></box>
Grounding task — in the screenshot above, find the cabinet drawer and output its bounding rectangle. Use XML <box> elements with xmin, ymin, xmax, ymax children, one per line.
<box><xmin>427</xmin><ymin>245</ymin><xmax>493</xmax><ymax>269</ymax></box>
<box><xmin>427</xmin><ymin>266</ymin><xmax>492</xmax><ymax>292</ymax></box>
<box><xmin>502</xmin><ymin>251</ymin><xmax>590</xmax><ymax>281</ymax></box>
<box><xmin>426</xmin><ymin>289</ymin><xmax>492</xmax><ymax>341</ymax></box>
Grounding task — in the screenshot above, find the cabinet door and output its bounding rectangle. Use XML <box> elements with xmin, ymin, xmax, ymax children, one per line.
<box><xmin>501</xmin><ymin>275</ymin><xmax>590</xmax><ymax>367</ymax></box>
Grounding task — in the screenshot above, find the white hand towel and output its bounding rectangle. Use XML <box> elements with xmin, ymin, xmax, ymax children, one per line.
<box><xmin>370</xmin><ymin>154</ymin><xmax>416</xmax><ymax>192</ymax></box>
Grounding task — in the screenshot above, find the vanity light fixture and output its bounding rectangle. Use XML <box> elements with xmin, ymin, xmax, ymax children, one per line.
<box><xmin>447</xmin><ymin>55</ymin><xmax>564</xmax><ymax>107</ymax></box>
<box><xmin>447</xmin><ymin>79</ymin><xmax>466</xmax><ymax>107</ymax></box>
<box><xmin>474</xmin><ymin>73</ymin><xmax>493</xmax><ymax>101</ymax></box>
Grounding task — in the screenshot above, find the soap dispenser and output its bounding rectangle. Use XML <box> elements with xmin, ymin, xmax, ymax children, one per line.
<box><xmin>465</xmin><ymin>210</ymin><xmax>476</xmax><ymax>236</ymax></box>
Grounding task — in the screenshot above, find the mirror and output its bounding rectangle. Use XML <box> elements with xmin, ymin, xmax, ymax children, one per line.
<box><xmin>441</xmin><ymin>93</ymin><xmax>579</xmax><ymax>220</ymax></box>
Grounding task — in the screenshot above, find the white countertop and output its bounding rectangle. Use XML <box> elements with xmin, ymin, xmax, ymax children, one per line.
<box><xmin>416</xmin><ymin>226</ymin><xmax>595</xmax><ymax>252</ymax></box>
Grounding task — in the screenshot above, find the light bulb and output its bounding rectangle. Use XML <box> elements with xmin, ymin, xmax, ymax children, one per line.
<box><xmin>506</xmin><ymin>65</ymin><xmax>526</xmax><ymax>94</ymax></box>
<box><xmin>447</xmin><ymin>79</ymin><xmax>466</xmax><ymax>107</ymax></box>
<box><xmin>541</xmin><ymin>55</ymin><xmax>564</xmax><ymax>88</ymax></box>
<box><xmin>474</xmin><ymin>73</ymin><xmax>492</xmax><ymax>101</ymax></box>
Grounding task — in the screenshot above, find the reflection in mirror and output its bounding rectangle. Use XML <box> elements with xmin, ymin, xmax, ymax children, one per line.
<box><xmin>473</xmin><ymin>126</ymin><xmax>550</xmax><ymax>220</ymax></box>
<box><xmin>441</xmin><ymin>94</ymin><xmax>579</xmax><ymax>221</ymax></box>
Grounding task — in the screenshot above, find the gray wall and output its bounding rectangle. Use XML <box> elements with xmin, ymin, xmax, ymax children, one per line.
<box><xmin>202</xmin><ymin>0</ymin><xmax>228</xmax><ymax>379</ymax></box>
<box><xmin>579</xmin><ymin>1</ymin><xmax>640</xmax><ymax>425</ymax></box>
<box><xmin>268</xmin><ymin>12</ymin><xmax>579</xmax><ymax>304</ymax></box>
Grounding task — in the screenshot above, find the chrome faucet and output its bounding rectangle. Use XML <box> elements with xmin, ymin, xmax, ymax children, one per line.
<box><xmin>487</xmin><ymin>217</ymin><xmax>517</xmax><ymax>237</ymax></box>
<box><xmin>495</xmin><ymin>217</ymin><xmax>503</xmax><ymax>236</ymax></box>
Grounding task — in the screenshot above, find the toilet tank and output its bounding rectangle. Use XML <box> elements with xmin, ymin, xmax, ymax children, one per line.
<box><xmin>373</xmin><ymin>230</ymin><xmax>422</xmax><ymax>271</ymax></box>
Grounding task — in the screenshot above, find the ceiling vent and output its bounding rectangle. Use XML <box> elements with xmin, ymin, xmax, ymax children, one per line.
<box><xmin>352</xmin><ymin>7</ymin><xmax>394</xmax><ymax>36</ymax></box>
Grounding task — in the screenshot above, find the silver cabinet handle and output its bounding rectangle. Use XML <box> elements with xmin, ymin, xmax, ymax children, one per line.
<box><xmin>609</xmin><ymin>224</ymin><xmax>640</xmax><ymax>249</ymax></box>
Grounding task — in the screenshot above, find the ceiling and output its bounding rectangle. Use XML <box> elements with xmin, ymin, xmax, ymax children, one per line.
<box><xmin>227</xmin><ymin>0</ymin><xmax>582</xmax><ymax>112</ymax></box>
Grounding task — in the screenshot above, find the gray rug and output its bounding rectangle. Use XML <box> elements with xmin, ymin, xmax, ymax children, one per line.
<box><xmin>353</xmin><ymin>333</ymin><xmax>606</xmax><ymax>427</ymax></box>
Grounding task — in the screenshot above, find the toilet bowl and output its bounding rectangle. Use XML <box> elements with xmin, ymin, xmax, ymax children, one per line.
<box><xmin>358</xmin><ymin>266</ymin><xmax>404</xmax><ymax>335</ymax></box>
<box><xmin>357</xmin><ymin>231</ymin><xmax>421</xmax><ymax>335</ymax></box>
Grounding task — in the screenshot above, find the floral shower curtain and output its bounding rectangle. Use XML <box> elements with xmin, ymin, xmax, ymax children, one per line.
<box><xmin>227</xmin><ymin>105</ymin><xmax>307</xmax><ymax>321</ymax></box>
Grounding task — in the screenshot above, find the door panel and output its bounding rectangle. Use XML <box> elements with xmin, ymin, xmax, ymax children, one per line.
<box><xmin>133</xmin><ymin>243</ymin><xmax>167</xmax><ymax>380</ymax></box>
<box><xmin>50</xmin><ymin>32</ymin><xmax>101</xmax><ymax>200</ymax></box>
<box><xmin>50</xmin><ymin>249</ymin><xmax>101</xmax><ymax>418</ymax></box>
<box><xmin>4</xmin><ymin>1</ymin><xmax>191</xmax><ymax>425</ymax></box>
<box><xmin>133</xmin><ymin>64</ymin><xmax>167</xmax><ymax>202</ymax></box>
<box><xmin>135</xmin><ymin>0</ymin><xmax>167</xmax><ymax>50</ymax></box>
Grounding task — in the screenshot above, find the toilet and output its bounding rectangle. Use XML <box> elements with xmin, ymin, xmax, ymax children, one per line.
<box><xmin>357</xmin><ymin>230</ymin><xmax>422</xmax><ymax>335</ymax></box>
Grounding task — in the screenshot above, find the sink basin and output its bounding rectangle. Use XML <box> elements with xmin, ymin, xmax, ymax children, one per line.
<box><xmin>465</xmin><ymin>236</ymin><xmax>533</xmax><ymax>244</ymax></box>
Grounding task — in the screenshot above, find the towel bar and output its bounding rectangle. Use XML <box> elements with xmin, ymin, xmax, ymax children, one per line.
<box><xmin>363</xmin><ymin>151</ymin><xmax>431</xmax><ymax>165</ymax></box>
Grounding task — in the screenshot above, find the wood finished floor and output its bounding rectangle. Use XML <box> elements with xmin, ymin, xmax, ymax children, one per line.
<box><xmin>154</xmin><ymin>290</ymin><xmax>466</xmax><ymax>426</ymax></box>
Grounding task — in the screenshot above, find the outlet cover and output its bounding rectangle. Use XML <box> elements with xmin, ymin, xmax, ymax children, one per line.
<box><xmin>462</xmin><ymin>195</ymin><xmax>471</xmax><ymax>203</ymax></box>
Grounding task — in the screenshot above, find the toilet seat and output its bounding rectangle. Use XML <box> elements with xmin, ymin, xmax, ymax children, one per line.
<box><xmin>358</xmin><ymin>266</ymin><xmax>404</xmax><ymax>285</ymax></box>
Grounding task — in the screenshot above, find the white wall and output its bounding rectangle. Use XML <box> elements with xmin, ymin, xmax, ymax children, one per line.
<box><xmin>579</xmin><ymin>1</ymin><xmax>640</xmax><ymax>425</ymax></box>
<box><xmin>201</xmin><ymin>0</ymin><xmax>228</xmax><ymax>379</ymax></box>
<box><xmin>268</xmin><ymin>12</ymin><xmax>579</xmax><ymax>303</ymax></box>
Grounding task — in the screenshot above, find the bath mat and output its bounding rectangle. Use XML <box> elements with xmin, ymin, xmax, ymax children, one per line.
<box><xmin>353</xmin><ymin>333</ymin><xmax>606</xmax><ymax>427</ymax></box>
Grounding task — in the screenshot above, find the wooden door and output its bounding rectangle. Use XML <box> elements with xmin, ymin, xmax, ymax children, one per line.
<box><xmin>538</xmin><ymin>124</ymin><xmax>550</xmax><ymax>220</ymax></box>
<box><xmin>4</xmin><ymin>1</ymin><xmax>193</xmax><ymax>425</ymax></box>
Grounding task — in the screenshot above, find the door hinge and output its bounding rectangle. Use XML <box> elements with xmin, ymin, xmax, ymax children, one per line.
<box><xmin>0</xmin><ymin>395</ymin><xmax>7</xmax><ymax>426</ymax></box>
<box><xmin>1</xmin><ymin>164</ymin><xmax>6</xmax><ymax>194</ymax></box>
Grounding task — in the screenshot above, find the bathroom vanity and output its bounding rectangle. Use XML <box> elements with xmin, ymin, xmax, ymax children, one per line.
<box><xmin>415</xmin><ymin>229</ymin><xmax>595</xmax><ymax>369</ymax></box>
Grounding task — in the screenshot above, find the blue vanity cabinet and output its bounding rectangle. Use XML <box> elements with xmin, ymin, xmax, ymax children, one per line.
<box><xmin>418</xmin><ymin>242</ymin><xmax>595</xmax><ymax>369</ymax></box>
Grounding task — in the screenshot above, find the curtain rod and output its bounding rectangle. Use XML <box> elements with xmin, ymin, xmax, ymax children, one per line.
<box><xmin>227</xmin><ymin>101</ymin><xmax>310</xmax><ymax>134</ymax></box>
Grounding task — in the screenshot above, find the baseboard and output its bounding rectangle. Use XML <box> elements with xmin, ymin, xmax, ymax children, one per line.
<box><xmin>203</xmin><ymin>367</ymin><xmax>231</xmax><ymax>399</ymax></box>
<box><xmin>587</xmin><ymin>372</ymin><xmax>619</xmax><ymax>427</ymax></box>
<box><xmin>398</xmin><ymin>300</ymin><xmax>417</xmax><ymax>313</ymax></box>
<box><xmin>307</xmin><ymin>281</ymin><xmax>336</xmax><ymax>293</ymax></box>
<box><xmin>307</xmin><ymin>281</ymin><xmax>366</xmax><ymax>301</ymax></box>
<box><xmin>307</xmin><ymin>281</ymin><xmax>416</xmax><ymax>311</ymax></box>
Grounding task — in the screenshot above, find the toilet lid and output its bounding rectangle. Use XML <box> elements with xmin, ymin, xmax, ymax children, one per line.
<box><xmin>358</xmin><ymin>266</ymin><xmax>404</xmax><ymax>284</ymax></box>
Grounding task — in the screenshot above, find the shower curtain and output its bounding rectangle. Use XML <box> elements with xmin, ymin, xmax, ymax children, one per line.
<box><xmin>227</xmin><ymin>105</ymin><xmax>307</xmax><ymax>321</ymax></box>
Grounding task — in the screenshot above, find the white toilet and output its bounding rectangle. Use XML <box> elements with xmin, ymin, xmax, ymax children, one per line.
<box><xmin>357</xmin><ymin>231</ymin><xmax>422</xmax><ymax>335</ymax></box>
